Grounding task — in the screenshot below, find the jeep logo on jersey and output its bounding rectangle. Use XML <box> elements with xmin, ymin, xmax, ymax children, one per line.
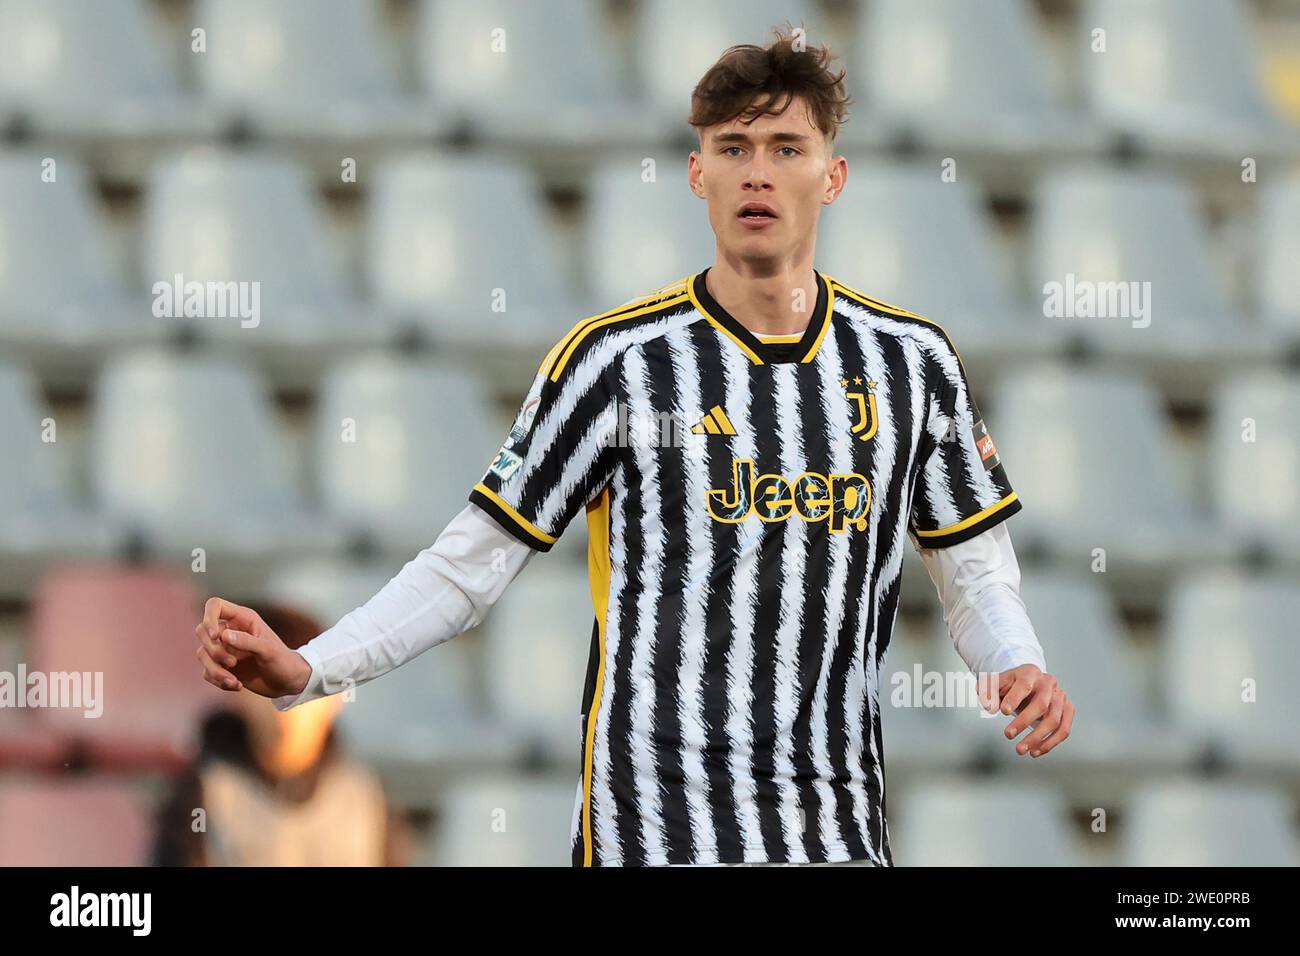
<box><xmin>705</xmin><ymin>458</ymin><xmax>872</xmax><ymax>532</ymax></box>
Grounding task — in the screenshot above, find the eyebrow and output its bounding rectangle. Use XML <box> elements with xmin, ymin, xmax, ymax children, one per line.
<box><xmin>712</xmin><ymin>131</ymin><xmax>812</xmax><ymax>145</ymax></box>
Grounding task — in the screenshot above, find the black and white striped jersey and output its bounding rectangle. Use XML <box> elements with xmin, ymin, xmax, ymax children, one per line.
<box><xmin>469</xmin><ymin>267</ymin><xmax>1022</xmax><ymax>867</ymax></box>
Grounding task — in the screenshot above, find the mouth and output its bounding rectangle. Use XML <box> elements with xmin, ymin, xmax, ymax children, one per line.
<box><xmin>737</xmin><ymin>203</ymin><xmax>778</xmax><ymax>221</ymax></box>
<box><xmin>737</xmin><ymin>203</ymin><xmax>778</xmax><ymax>229</ymax></box>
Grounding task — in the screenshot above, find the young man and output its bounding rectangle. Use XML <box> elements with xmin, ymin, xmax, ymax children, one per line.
<box><xmin>195</xmin><ymin>31</ymin><xmax>1074</xmax><ymax>867</ymax></box>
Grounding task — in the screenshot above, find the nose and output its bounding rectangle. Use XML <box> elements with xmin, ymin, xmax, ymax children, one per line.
<box><xmin>742</xmin><ymin>153</ymin><xmax>774</xmax><ymax>191</ymax></box>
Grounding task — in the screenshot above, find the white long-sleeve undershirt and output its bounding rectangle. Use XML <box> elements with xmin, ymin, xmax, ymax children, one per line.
<box><xmin>912</xmin><ymin>522</ymin><xmax>1047</xmax><ymax>676</ymax></box>
<box><xmin>275</xmin><ymin>505</ymin><xmax>1045</xmax><ymax>711</ymax></box>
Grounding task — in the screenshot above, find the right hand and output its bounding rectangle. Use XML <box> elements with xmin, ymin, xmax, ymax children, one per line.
<box><xmin>195</xmin><ymin>597</ymin><xmax>311</xmax><ymax>700</ymax></box>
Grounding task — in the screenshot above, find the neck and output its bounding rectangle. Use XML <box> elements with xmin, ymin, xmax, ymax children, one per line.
<box><xmin>704</xmin><ymin>255</ymin><xmax>819</xmax><ymax>336</ymax></box>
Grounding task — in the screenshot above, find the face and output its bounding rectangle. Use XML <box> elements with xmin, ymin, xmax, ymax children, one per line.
<box><xmin>688</xmin><ymin>94</ymin><xmax>847</xmax><ymax>268</ymax></box>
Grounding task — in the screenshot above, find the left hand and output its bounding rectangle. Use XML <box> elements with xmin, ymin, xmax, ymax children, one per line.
<box><xmin>989</xmin><ymin>664</ymin><xmax>1074</xmax><ymax>758</ymax></box>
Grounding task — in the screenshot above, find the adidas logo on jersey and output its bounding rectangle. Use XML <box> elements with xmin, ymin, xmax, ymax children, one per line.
<box><xmin>690</xmin><ymin>405</ymin><xmax>738</xmax><ymax>435</ymax></box>
<box><xmin>705</xmin><ymin>457</ymin><xmax>872</xmax><ymax>533</ymax></box>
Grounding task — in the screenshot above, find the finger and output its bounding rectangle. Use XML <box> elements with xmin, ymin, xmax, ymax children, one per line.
<box><xmin>975</xmin><ymin>672</ymin><xmax>1002</xmax><ymax>712</ymax></box>
<box><xmin>1020</xmin><ymin>689</ymin><xmax>1066</xmax><ymax>754</ymax></box>
<box><xmin>1032</xmin><ymin>699</ymin><xmax>1075</xmax><ymax>757</ymax></box>
<box><xmin>203</xmin><ymin>597</ymin><xmax>260</xmax><ymax>636</ymax></box>
<box><xmin>197</xmin><ymin>645</ymin><xmax>242</xmax><ymax>691</ymax></box>
<box><xmin>1005</xmin><ymin>677</ymin><xmax>1056</xmax><ymax>743</ymax></box>
<box><xmin>194</xmin><ymin>622</ymin><xmax>239</xmax><ymax>668</ymax></box>
<box><xmin>997</xmin><ymin>676</ymin><xmax>1035</xmax><ymax>721</ymax></box>
<box><xmin>220</xmin><ymin>627</ymin><xmax>273</xmax><ymax>661</ymax></box>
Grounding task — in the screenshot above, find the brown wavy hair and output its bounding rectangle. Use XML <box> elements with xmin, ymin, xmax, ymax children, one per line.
<box><xmin>689</xmin><ymin>24</ymin><xmax>852</xmax><ymax>143</ymax></box>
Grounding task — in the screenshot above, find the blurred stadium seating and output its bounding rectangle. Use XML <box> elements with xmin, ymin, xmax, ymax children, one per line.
<box><xmin>0</xmin><ymin>0</ymin><xmax>1297</xmax><ymax>866</ymax></box>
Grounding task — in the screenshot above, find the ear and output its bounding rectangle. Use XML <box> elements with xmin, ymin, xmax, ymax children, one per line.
<box><xmin>687</xmin><ymin>151</ymin><xmax>705</xmax><ymax>197</ymax></box>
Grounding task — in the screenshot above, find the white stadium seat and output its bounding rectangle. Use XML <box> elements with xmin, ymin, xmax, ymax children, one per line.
<box><xmin>818</xmin><ymin>161</ymin><xmax>1063</xmax><ymax>370</ymax></box>
<box><xmin>0</xmin><ymin>0</ymin><xmax>218</xmax><ymax>143</ymax></box>
<box><xmin>430</xmin><ymin>774</ymin><xmax>578</xmax><ymax>865</ymax></box>
<box><xmin>1208</xmin><ymin>372</ymin><xmax>1300</xmax><ymax>565</ymax></box>
<box><xmin>0</xmin><ymin>151</ymin><xmax>157</xmax><ymax>365</ymax></box>
<box><xmin>1079</xmin><ymin>0</ymin><xmax>1299</xmax><ymax>160</ymax></box>
<box><xmin>194</xmin><ymin>0</ymin><xmax>431</xmax><ymax>143</ymax></box>
<box><xmin>1028</xmin><ymin>168</ymin><xmax>1274</xmax><ymax>398</ymax></box>
<box><xmin>1122</xmin><ymin>781</ymin><xmax>1300</xmax><ymax>866</ymax></box>
<box><xmin>858</xmin><ymin>0</ymin><xmax>1102</xmax><ymax>158</ymax></box>
<box><xmin>417</xmin><ymin>0</ymin><xmax>643</xmax><ymax>150</ymax></box>
<box><xmin>989</xmin><ymin>365</ymin><xmax>1235</xmax><ymax>601</ymax></box>
<box><xmin>314</xmin><ymin>353</ymin><xmax>503</xmax><ymax>557</ymax></box>
<box><xmin>88</xmin><ymin>350</ymin><xmax>342</xmax><ymax>570</ymax></box>
<box><xmin>141</xmin><ymin>150</ymin><xmax>387</xmax><ymax>364</ymax></box>
<box><xmin>0</xmin><ymin>361</ymin><xmax>122</xmax><ymax>598</ymax></box>
<box><xmin>483</xmin><ymin>563</ymin><xmax>599</xmax><ymax>764</ymax></box>
<box><xmin>1162</xmin><ymin>570</ymin><xmax>1300</xmax><ymax>770</ymax></box>
<box><xmin>893</xmin><ymin>778</ymin><xmax>1083</xmax><ymax>865</ymax></box>
<box><xmin>365</xmin><ymin>154</ymin><xmax>575</xmax><ymax>359</ymax></box>
<box><xmin>581</xmin><ymin>154</ymin><xmax>714</xmax><ymax>310</ymax></box>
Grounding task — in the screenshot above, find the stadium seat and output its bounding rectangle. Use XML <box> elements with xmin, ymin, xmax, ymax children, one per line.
<box><xmin>857</xmin><ymin>0</ymin><xmax>1102</xmax><ymax>158</ymax></box>
<box><xmin>0</xmin><ymin>0</ymin><xmax>218</xmax><ymax>143</ymax></box>
<box><xmin>892</xmin><ymin>778</ymin><xmax>1083</xmax><ymax>865</ymax></box>
<box><xmin>0</xmin><ymin>361</ymin><xmax>122</xmax><ymax>599</ymax></box>
<box><xmin>1079</xmin><ymin>0</ymin><xmax>1299</xmax><ymax>160</ymax></box>
<box><xmin>1162</xmin><ymin>570</ymin><xmax>1300</xmax><ymax>771</ymax></box>
<box><xmin>581</xmin><ymin>155</ymin><xmax>714</xmax><ymax>311</ymax></box>
<box><xmin>989</xmin><ymin>365</ymin><xmax>1235</xmax><ymax>603</ymax></box>
<box><xmin>88</xmin><ymin>350</ymin><xmax>343</xmax><ymax>574</ymax></box>
<box><xmin>634</xmin><ymin>0</ymin><xmax>838</xmax><ymax>143</ymax></box>
<box><xmin>1121</xmin><ymin>780</ymin><xmax>1300</xmax><ymax>866</ymax></box>
<box><xmin>141</xmin><ymin>150</ymin><xmax>388</xmax><ymax>365</ymax></box>
<box><xmin>878</xmin><ymin>626</ymin><xmax>986</xmax><ymax>777</ymax></box>
<box><xmin>365</xmin><ymin>154</ymin><xmax>576</xmax><ymax>362</ymax></box>
<box><xmin>1027</xmin><ymin>168</ymin><xmax>1272</xmax><ymax>398</ymax></box>
<box><xmin>482</xmin><ymin>563</ymin><xmax>597</xmax><ymax>764</ymax></box>
<box><xmin>27</xmin><ymin>565</ymin><xmax>225</xmax><ymax>766</ymax></box>
<box><xmin>266</xmin><ymin>559</ymin><xmax>428</xmax><ymax>630</ymax></box>
<box><xmin>817</xmin><ymin>161</ymin><xmax>1063</xmax><ymax>373</ymax></box>
<box><xmin>0</xmin><ymin>777</ymin><xmax>152</xmax><ymax>865</ymax></box>
<box><xmin>314</xmin><ymin>354</ymin><xmax>504</xmax><ymax>557</ymax></box>
<box><xmin>0</xmin><ymin>151</ymin><xmax>157</xmax><ymax>369</ymax></box>
<box><xmin>429</xmin><ymin>773</ymin><xmax>578</xmax><ymax>865</ymax></box>
<box><xmin>1255</xmin><ymin>171</ymin><xmax>1300</xmax><ymax>339</ymax></box>
<box><xmin>0</xmin><ymin>721</ymin><xmax>65</xmax><ymax>770</ymax></box>
<box><xmin>332</xmin><ymin>627</ymin><xmax>521</xmax><ymax>781</ymax></box>
<box><xmin>417</xmin><ymin>0</ymin><xmax>642</xmax><ymax>150</ymax></box>
<box><xmin>194</xmin><ymin>0</ymin><xmax>431</xmax><ymax>142</ymax></box>
<box><xmin>1208</xmin><ymin>372</ymin><xmax>1300</xmax><ymax>565</ymax></box>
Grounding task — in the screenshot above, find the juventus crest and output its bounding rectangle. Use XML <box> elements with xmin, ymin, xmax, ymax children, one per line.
<box><xmin>844</xmin><ymin>377</ymin><xmax>879</xmax><ymax>442</ymax></box>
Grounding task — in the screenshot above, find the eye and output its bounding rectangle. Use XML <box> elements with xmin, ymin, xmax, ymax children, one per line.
<box><xmin>778</xmin><ymin>146</ymin><xmax>799</xmax><ymax>157</ymax></box>
<box><xmin>723</xmin><ymin>146</ymin><xmax>744</xmax><ymax>157</ymax></box>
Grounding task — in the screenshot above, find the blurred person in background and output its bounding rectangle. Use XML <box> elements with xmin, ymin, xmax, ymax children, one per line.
<box><xmin>156</xmin><ymin>605</ymin><xmax>410</xmax><ymax>866</ymax></box>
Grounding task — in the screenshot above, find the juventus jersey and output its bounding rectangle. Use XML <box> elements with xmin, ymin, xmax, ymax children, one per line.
<box><xmin>469</xmin><ymin>267</ymin><xmax>1022</xmax><ymax>867</ymax></box>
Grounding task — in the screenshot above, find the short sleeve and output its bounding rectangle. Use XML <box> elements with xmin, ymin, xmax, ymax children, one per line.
<box><xmin>908</xmin><ymin>336</ymin><xmax>1021</xmax><ymax>549</ymax></box>
<box><xmin>468</xmin><ymin>334</ymin><xmax>621</xmax><ymax>553</ymax></box>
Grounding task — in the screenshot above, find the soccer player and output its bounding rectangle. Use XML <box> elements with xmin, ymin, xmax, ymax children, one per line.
<box><xmin>195</xmin><ymin>29</ymin><xmax>1074</xmax><ymax>867</ymax></box>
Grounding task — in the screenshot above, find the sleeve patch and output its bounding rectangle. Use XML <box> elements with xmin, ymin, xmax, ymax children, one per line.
<box><xmin>972</xmin><ymin>418</ymin><xmax>1001</xmax><ymax>471</ymax></box>
<box><xmin>488</xmin><ymin>446</ymin><xmax>524</xmax><ymax>480</ymax></box>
